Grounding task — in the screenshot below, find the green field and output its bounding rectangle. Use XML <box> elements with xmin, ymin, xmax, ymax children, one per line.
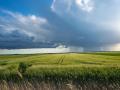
<box><xmin>0</xmin><ymin>52</ymin><xmax>120</xmax><ymax>89</ymax></box>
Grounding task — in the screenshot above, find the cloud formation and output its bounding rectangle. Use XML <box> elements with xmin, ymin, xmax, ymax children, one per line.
<box><xmin>75</xmin><ymin>0</ymin><xmax>94</xmax><ymax>12</ymax></box>
<box><xmin>0</xmin><ymin>0</ymin><xmax>120</xmax><ymax>51</ymax></box>
<box><xmin>0</xmin><ymin>10</ymin><xmax>54</xmax><ymax>48</ymax></box>
<box><xmin>2</xmin><ymin>10</ymin><xmax>52</xmax><ymax>41</ymax></box>
<box><xmin>51</xmin><ymin>0</ymin><xmax>94</xmax><ymax>13</ymax></box>
<box><xmin>50</xmin><ymin>0</ymin><xmax>120</xmax><ymax>51</ymax></box>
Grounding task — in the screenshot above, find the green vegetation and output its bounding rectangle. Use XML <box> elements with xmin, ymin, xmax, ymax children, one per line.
<box><xmin>0</xmin><ymin>52</ymin><xmax>120</xmax><ymax>89</ymax></box>
<box><xmin>18</xmin><ymin>62</ymin><xmax>32</xmax><ymax>74</ymax></box>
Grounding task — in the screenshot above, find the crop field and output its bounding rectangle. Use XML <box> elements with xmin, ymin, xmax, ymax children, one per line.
<box><xmin>0</xmin><ymin>52</ymin><xmax>120</xmax><ymax>90</ymax></box>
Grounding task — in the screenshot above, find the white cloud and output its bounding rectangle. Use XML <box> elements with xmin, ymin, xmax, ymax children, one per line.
<box><xmin>75</xmin><ymin>0</ymin><xmax>94</xmax><ymax>12</ymax></box>
<box><xmin>0</xmin><ymin>10</ymin><xmax>52</xmax><ymax>42</ymax></box>
<box><xmin>51</xmin><ymin>0</ymin><xmax>94</xmax><ymax>13</ymax></box>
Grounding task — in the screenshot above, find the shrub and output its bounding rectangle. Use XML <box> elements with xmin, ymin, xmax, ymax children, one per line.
<box><xmin>18</xmin><ymin>62</ymin><xmax>29</xmax><ymax>74</ymax></box>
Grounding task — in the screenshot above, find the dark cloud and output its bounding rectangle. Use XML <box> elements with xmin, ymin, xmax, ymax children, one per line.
<box><xmin>0</xmin><ymin>0</ymin><xmax>120</xmax><ymax>51</ymax></box>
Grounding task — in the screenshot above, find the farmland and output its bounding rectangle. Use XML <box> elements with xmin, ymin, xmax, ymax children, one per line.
<box><xmin>0</xmin><ymin>52</ymin><xmax>120</xmax><ymax>90</ymax></box>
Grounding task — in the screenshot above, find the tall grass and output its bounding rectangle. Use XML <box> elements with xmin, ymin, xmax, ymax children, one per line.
<box><xmin>0</xmin><ymin>66</ymin><xmax>120</xmax><ymax>89</ymax></box>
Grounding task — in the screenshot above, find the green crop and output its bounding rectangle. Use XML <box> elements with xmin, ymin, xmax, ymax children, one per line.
<box><xmin>0</xmin><ymin>52</ymin><xmax>120</xmax><ymax>89</ymax></box>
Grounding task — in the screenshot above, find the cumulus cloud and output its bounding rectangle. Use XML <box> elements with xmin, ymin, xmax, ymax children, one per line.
<box><xmin>51</xmin><ymin>0</ymin><xmax>94</xmax><ymax>14</ymax></box>
<box><xmin>51</xmin><ymin>0</ymin><xmax>120</xmax><ymax>32</ymax></box>
<box><xmin>50</xmin><ymin>0</ymin><xmax>120</xmax><ymax>51</ymax></box>
<box><xmin>0</xmin><ymin>10</ymin><xmax>58</xmax><ymax>49</ymax></box>
<box><xmin>75</xmin><ymin>0</ymin><xmax>94</xmax><ymax>12</ymax></box>
<box><xmin>0</xmin><ymin>10</ymin><xmax>52</xmax><ymax>42</ymax></box>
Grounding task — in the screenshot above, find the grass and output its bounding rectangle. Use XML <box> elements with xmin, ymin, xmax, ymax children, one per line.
<box><xmin>0</xmin><ymin>52</ymin><xmax>120</xmax><ymax>89</ymax></box>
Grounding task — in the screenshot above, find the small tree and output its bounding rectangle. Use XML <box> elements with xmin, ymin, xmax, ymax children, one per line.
<box><xmin>18</xmin><ymin>62</ymin><xmax>28</xmax><ymax>74</ymax></box>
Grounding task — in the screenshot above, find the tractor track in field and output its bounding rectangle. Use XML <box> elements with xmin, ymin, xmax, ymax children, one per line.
<box><xmin>57</xmin><ymin>55</ymin><xmax>66</xmax><ymax>64</ymax></box>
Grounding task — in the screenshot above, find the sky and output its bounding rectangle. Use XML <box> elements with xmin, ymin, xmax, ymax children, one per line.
<box><xmin>0</xmin><ymin>0</ymin><xmax>120</xmax><ymax>51</ymax></box>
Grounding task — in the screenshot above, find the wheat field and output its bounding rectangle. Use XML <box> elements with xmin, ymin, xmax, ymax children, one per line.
<box><xmin>0</xmin><ymin>52</ymin><xmax>120</xmax><ymax>90</ymax></box>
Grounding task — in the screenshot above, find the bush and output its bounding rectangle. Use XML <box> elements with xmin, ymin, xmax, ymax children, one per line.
<box><xmin>18</xmin><ymin>62</ymin><xmax>29</xmax><ymax>74</ymax></box>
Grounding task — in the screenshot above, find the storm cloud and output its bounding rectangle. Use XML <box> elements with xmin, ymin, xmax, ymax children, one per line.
<box><xmin>0</xmin><ymin>0</ymin><xmax>120</xmax><ymax>51</ymax></box>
